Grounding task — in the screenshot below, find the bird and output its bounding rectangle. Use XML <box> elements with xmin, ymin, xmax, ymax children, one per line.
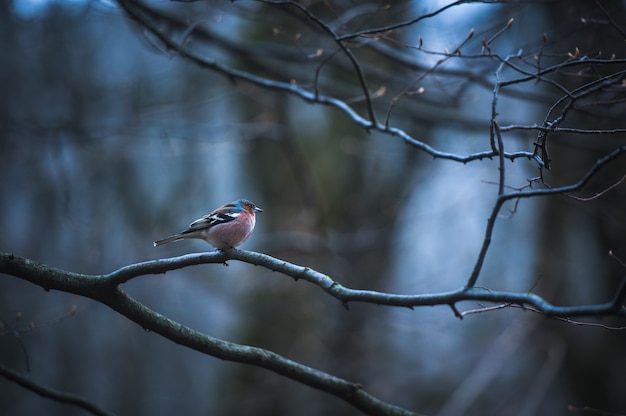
<box><xmin>153</xmin><ymin>199</ymin><xmax>262</xmax><ymax>250</ymax></box>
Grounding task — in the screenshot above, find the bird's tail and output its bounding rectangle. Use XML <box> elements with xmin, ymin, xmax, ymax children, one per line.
<box><xmin>153</xmin><ymin>234</ymin><xmax>185</xmax><ymax>247</ymax></box>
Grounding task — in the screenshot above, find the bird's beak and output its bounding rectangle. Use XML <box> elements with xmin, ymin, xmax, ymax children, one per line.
<box><xmin>254</xmin><ymin>206</ymin><xmax>263</xmax><ymax>213</ymax></box>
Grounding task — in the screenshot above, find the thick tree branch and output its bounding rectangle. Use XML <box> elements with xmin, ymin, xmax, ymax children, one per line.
<box><xmin>3</xmin><ymin>251</ymin><xmax>625</xmax><ymax>320</ymax></box>
<box><xmin>2</xmin><ymin>238</ymin><xmax>624</xmax><ymax>413</ymax></box>
<box><xmin>0</xmin><ymin>252</ymin><xmax>420</xmax><ymax>416</ymax></box>
<box><xmin>1</xmin><ymin>250</ymin><xmax>624</xmax><ymax>416</ymax></box>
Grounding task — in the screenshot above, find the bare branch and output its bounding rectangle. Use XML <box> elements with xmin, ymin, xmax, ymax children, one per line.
<box><xmin>336</xmin><ymin>0</ymin><xmax>484</xmax><ymax>41</ymax></box>
<box><xmin>493</xmin><ymin>120</ymin><xmax>505</xmax><ymax>195</ymax></box>
<box><xmin>481</xmin><ymin>17</ymin><xmax>514</xmax><ymax>54</ymax></box>
<box><xmin>259</xmin><ymin>0</ymin><xmax>377</xmax><ymax>125</ymax></box>
<box><xmin>499</xmin><ymin>125</ymin><xmax>626</xmax><ymax>135</ymax></box>
<box><xmin>0</xmin><ymin>363</ymin><xmax>116</xmax><ymax>416</ymax></box>
<box><xmin>594</xmin><ymin>0</ymin><xmax>626</xmax><ymax>38</ymax></box>
<box><xmin>3</xmin><ymin>251</ymin><xmax>626</xmax><ymax>321</ymax></box>
<box><xmin>462</xmin><ymin>303</ymin><xmax>626</xmax><ymax>330</ymax></box>
<box><xmin>384</xmin><ymin>27</ymin><xmax>476</xmax><ymax>127</ymax></box>
<box><xmin>0</xmin><ymin>252</ymin><xmax>421</xmax><ymax>416</ymax></box>
<box><xmin>466</xmin><ymin>145</ymin><xmax>626</xmax><ymax>288</ymax></box>
<box><xmin>114</xmin><ymin>0</ymin><xmax>537</xmax><ymax>164</ymax></box>
<box><xmin>566</xmin><ymin>172</ymin><xmax>626</xmax><ymax>201</ymax></box>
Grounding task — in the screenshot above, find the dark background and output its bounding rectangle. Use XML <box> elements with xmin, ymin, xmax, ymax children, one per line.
<box><xmin>1</xmin><ymin>1</ymin><xmax>626</xmax><ymax>415</ymax></box>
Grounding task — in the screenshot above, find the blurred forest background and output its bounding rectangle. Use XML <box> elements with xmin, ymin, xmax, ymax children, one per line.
<box><xmin>1</xmin><ymin>0</ymin><xmax>626</xmax><ymax>415</ymax></box>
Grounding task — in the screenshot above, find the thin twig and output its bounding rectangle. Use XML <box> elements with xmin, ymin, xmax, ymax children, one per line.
<box><xmin>260</xmin><ymin>0</ymin><xmax>377</xmax><ymax>125</ymax></box>
<box><xmin>566</xmin><ymin>172</ymin><xmax>626</xmax><ymax>201</ymax></box>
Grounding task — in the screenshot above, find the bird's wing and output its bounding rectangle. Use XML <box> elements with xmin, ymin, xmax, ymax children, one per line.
<box><xmin>188</xmin><ymin>210</ymin><xmax>240</xmax><ymax>230</ymax></box>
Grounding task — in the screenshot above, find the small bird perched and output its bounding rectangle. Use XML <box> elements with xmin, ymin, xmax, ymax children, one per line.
<box><xmin>153</xmin><ymin>199</ymin><xmax>262</xmax><ymax>250</ymax></box>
